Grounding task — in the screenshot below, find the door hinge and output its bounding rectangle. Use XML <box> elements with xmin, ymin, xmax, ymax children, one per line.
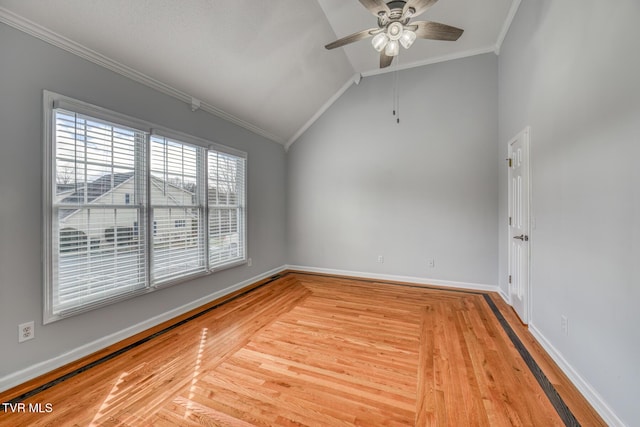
<box><xmin>506</xmin><ymin>157</ymin><xmax>512</xmax><ymax>167</ymax></box>
<box><xmin>508</xmin><ymin>275</ymin><xmax>512</xmax><ymax>284</ymax></box>
<box><xmin>508</xmin><ymin>216</ymin><xmax>512</xmax><ymax>226</ymax></box>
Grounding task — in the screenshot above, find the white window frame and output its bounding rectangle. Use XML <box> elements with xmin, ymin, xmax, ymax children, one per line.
<box><xmin>43</xmin><ymin>91</ymin><xmax>248</xmax><ymax>323</ymax></box>
<box><xmin>152</xmin><ymin>127</ymin><xmax>248</xmax><ymax>273</ymax></box>
<box><xmin>207</xmin><ymin>149</ymin><xmax>247</xmax><ymax>271</ymax></box>
<box><xmin>148</xmin><ymin>134</ymin><xmax>208</xmax><ymax>287</ymax></box>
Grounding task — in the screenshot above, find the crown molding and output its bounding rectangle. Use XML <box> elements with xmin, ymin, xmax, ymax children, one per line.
<box><xmin>0</xmin><ymin>7</ymin><xmax>286</xmax><ymax>145</ymax></box>
<box><xmin>361</xmin><ymin>45</ymin><xmax>496</xmax><ymax>78</ymax></box>
<box><xmin>494</xmin><ymin>0</ymin><xmax>522</xmax><ymax>55</ymax></box>
<box><xmin>285</xmin><ymin>74</ymin><xmax>358</xmax><ymax>151</ymax></box>
<box><xmin>286</xmin><ymin>45</ymin><xmax>496</xmax><ymax>148</ymax></box>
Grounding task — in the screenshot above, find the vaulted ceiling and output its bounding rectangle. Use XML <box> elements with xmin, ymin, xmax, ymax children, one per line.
<box><xmin>0</xmin><ymin>0</ymin><xmax>519</xmax><ymax>147</ymax></box>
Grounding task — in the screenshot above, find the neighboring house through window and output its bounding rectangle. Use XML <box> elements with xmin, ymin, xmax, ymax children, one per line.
<box><xmin>43</xmin><ymin>91</ymin><xmax>247</xmax><ymax>323</ymax></box>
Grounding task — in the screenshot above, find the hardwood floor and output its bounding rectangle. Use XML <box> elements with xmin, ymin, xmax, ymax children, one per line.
<box><xmin>0</xmin><ymin>272</ymin><xmax>605</xmax><ymax>426</ymax></box>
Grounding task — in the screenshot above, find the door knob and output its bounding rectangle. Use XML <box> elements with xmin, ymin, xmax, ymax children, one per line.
<box><xmin>513</xmin><ymin>234</ymin><xmax>529</xmax><ymax>241</ymax></box>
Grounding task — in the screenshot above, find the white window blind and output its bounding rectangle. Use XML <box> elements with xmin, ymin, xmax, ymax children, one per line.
<box><xmin>51</xmin><ymin>109</ymin><xmax>148</xmax><ymax>316</ymax></box>
<box><xmin>208</xmin><ymin>150</ymin><xmax>246</xmax><ymax>269</ymax></box>
<box><xmin>44</xmin><ymin>91</ymin><xmax>248</xmax><ymax>323</ymax></box>
<box><xmin>150</xmin><ymin>136</ymin><xmax>206</xmax><ymax>283</ymax></box>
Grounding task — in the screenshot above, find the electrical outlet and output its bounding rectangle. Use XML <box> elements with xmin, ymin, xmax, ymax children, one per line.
<box><xmin>561</xmin><ymin>315</ymin><xmax>568</xmax><ymax>336</ymax></box>
<box><xmin>247</xmin><ymin>258</ymin><xmax>252</xmax><ymax>267</ymax></box>
<box><xmin>377</xmin><ymin>255</ymin><xmax>384</xmax><ymax>264</ymax></box>
<box><xmin>427</xmin><ymin>258</ymin><xmax>435</xmax><ymax>268</ymax></box>
<box><xmin>18</xmin><ymin>321</ymin><xmax>35</xmax><ymax>343</ymax></box>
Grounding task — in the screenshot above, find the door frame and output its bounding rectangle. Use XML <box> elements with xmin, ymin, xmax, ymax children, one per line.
<box><xmin>507</xmin><ymin>126</ymin><xmax>532</xmax><ymax>324</ymax></box>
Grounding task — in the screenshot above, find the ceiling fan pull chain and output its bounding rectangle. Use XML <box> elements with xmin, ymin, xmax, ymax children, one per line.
<box><xmin>392</xmin><ymin>78</ymin><xmax>398</xmax><ymax>121</ymax></box>
<box><xmin>395</xmin><ymin>55</ymin><xmax>400</xmax><ymax>124</ymax></box>
<box><xmin>396</xmin><ymin>71</ymin><xmax>400</xmax><ymax>124</ymax></box>
<box><xmin>392</xmin><ymin>69</ymin><xmax>397</xmax><ymax>117</ymax></box>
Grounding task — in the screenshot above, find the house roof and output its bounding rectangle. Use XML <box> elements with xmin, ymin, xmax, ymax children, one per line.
<box><xmin>58</xmin><ymin>172</ymin><xmax>213</xmax><ymax>220</ymax></box>
<box><xmin>59</xmin><ymin>173</ymin><xmax>134</xmax><ymax>219</ymax></box>
<box><xmin>60</xmin><ymin>173</ymin><xmax>134</xmax><ymax>205</ymax></box>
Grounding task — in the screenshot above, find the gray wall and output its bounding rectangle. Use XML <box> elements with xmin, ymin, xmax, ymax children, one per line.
<box><xmin>288</xmin><ymin>53</ymin><xmax>498</xmax><ymax>286</ymax></box>
<box><xmin>498</xmin><ymin>1</ymin><xmax>640</xmax><ymax>424</ymax></box>
<box><xmin>0</xmin><ymin>23</ymin><xmax>287</xmax><ymax>380</ymax></box>
<box><xmin>3</xmin><ymin>2</ymin><xmax>635</xmax><ymax>422</ymax></box>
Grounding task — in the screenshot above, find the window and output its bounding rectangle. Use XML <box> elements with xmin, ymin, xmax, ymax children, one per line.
<box><xmin>48</xmin><ymin>107</ymin><xmax>148</xmax><ymax>319</ymax></box>
<box><xmin>208</xmin><ymin>151</ymin><xmax>246</xmax><ymax>268</ymax></box>
<box><xmin>150</xmin><ymin>135</ymin><xmax>206</xmax><ymax>283</ymax></box>
<box><xmin>44</xmin><ymin>91</ymin><xmax>247</xmax><ymax>323</ymax></box>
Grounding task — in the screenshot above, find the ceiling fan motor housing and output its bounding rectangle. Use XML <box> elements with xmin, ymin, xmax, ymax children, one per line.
<box><xmin>378</xmin><ymin>1</ymin><xmax>413</xmax><ymax>27</ymax></box>
<box><xmin>386</xmin><ymin>1</ymin><xmax>407</xmax><ymax>12</ymax></box>
<box><xmin>325</xmin><ymin>0</ymin><xmax>464</xmax><ymax>69</ymax></box>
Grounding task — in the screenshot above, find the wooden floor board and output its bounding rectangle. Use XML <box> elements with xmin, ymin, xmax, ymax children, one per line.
<box><xmin>0</xmin><ymin>273</ymin><xmax>605</xmax><ymax>426</ymax></box>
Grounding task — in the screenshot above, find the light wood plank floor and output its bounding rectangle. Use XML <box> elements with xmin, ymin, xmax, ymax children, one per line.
<box><xmin>0</xmin><ymin>273</ymin><xmax>605</xmax><ymax>426</ymax></box>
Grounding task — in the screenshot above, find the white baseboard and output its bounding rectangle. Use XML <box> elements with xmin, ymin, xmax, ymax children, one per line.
<box><xmin>289</xmin><ymin>265</ymin><xmax>626</xmax><ymax>425</ymax></box>
<box><xmin>6</xmin><ymin>266</ymin><xmax>622</xmax><ymax>426</ymax></box>
<box><xmin>0</xmin><ymin>265</ymin><xmax>287</xmax><ymax>394</ymax></box>
<box><xmin>498</xmin><ymin>288</ymin><xmax>510</xmax><ymax>305</ymax></box>
<box><xmin>286</xmin><ymin>265</ymin><xmax>499</xmax><ymax>293</ymax></box>
<box><xmin>529</xmin><ymin>324</ymin><xmax>626</xmax><ymax>427</ymax></box>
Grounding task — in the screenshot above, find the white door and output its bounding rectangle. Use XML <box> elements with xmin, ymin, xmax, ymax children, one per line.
<box><xmin>508</xmin><ymin>127</ymin><xmax>530</xmax><ymax>323</ymax></box>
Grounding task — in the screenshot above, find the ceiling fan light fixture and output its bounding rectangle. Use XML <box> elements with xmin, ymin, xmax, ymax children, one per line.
<box><xmin>324</xmin><ymin>0</ymin><xmax>464</xmax><ymax>69</ymax></box>
<box><xmin>387</xmin><ymin>22</ymin><xmax>403</xmax><ymax>40</ymax></box>
<box><xmin>385</xmin><ymin>39</ymin><xmax>400</xmax><ymax>57</ymax></box>
<box><xmin>399</xmin><ymin>30</ymin><xmax>416</xmax><ymax>49</ymax></box>
<box><xmin>371</xmin><ymin>32</ymin><xmax>389</xmax><ymax>52</ymax></box>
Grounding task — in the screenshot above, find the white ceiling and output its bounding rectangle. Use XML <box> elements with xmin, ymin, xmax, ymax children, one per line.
<box><xmin>0</xmin><ymin>0</ymin><xmax>519</xmax><ymax>146</ymax></box>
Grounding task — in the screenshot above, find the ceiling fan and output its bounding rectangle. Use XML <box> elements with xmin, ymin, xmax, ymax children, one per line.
<box><xmin>325</xmin><ymin>0</ymin><xmax>464</xmax><ymax>68</ymax></box>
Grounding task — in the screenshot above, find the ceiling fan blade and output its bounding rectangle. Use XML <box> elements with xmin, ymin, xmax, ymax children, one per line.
<box><xmin>380</xmin><ymin>51</ymin><xmax>394</xmax><ymax>68</ymax></box>
<box><xmin>325</xmin><ymin>28</ymin><xmax>378</xmax><ymax>50</ymax></box>
<box><xmin>411</xmin><ymin>21</ymin><xmax>464</xmax><ymax>41</ymax></box>
<box><xmin>358</xmin><ymin>0</ymin><xmax>391</xmax><ymax>17</ymax></box>
<box><xmin>403</xmin><ymin>0</ymin><xmax>439</xmax><ymax>17</ymax></box>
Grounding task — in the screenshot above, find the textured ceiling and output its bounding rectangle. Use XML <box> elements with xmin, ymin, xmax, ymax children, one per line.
<box><xmin>0</xmin><ymin>0</ymin><xmax>518</xmax><ymax>146</ymax></box>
